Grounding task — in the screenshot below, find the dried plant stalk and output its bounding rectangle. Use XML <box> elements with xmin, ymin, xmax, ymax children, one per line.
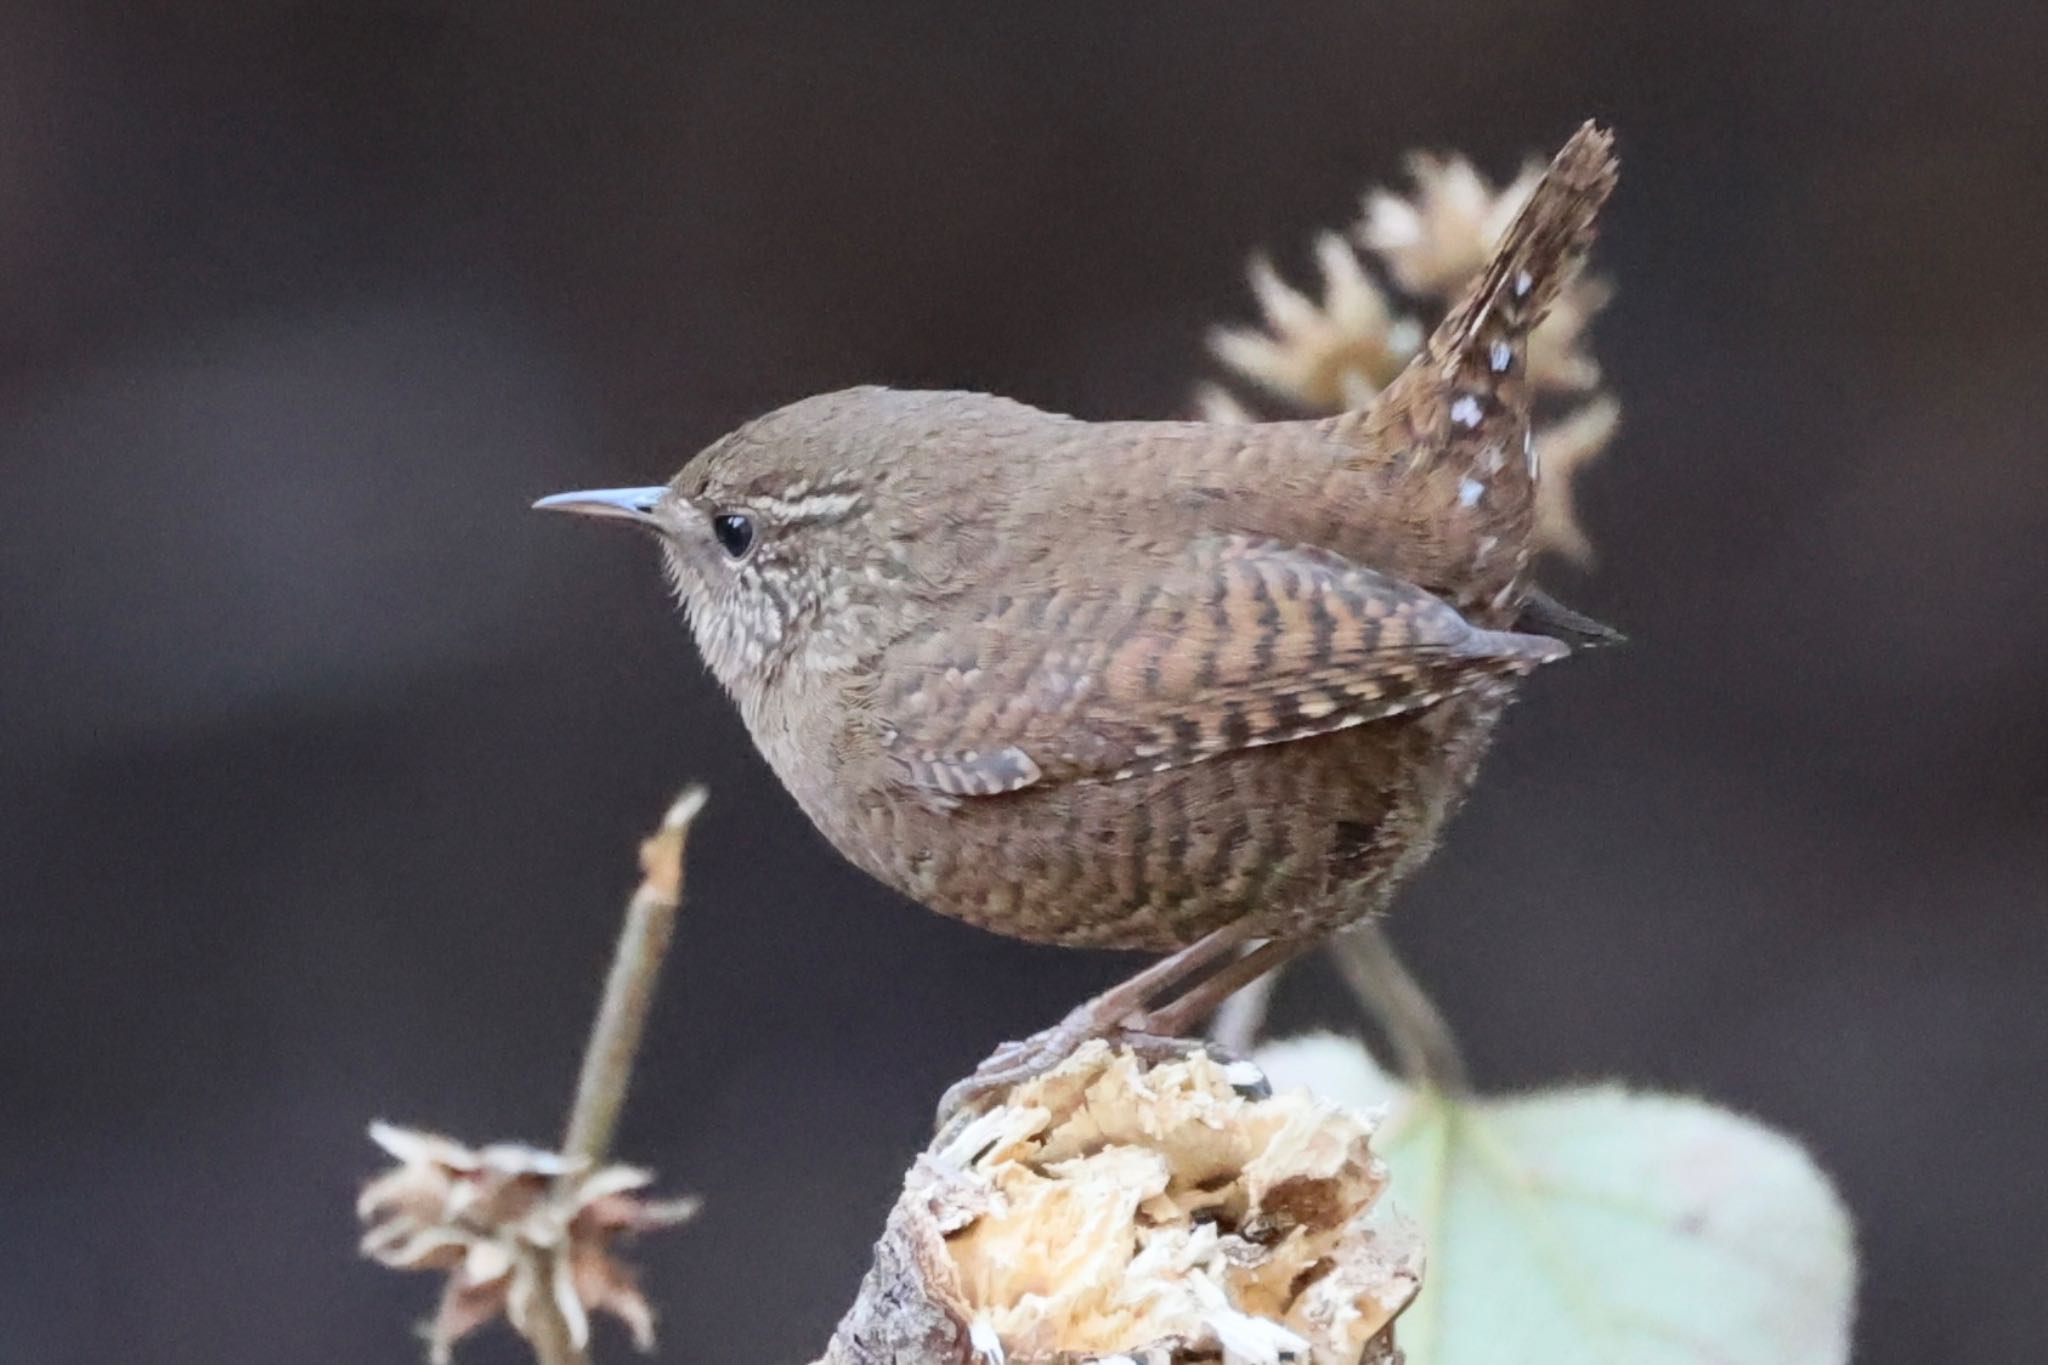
<box><xmin>359</xmin><ymin>790</ymin><xmax>708</xmax><ymax>1365</ymax></box>
<box><xmin>564</xmin><ymin>787</ymin><xmax>708</xmax><ymax>1163</ymax></box>
<box><xmin>527</xmin><ymin>785</ymin><xmax>709</xmax><ymax>1365</ymax></box>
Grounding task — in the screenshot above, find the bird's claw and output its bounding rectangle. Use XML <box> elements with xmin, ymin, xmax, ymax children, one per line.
<box><xmin>935</xmin><ymin>1019</ymin><xmax>1249</xmax><ymax>1134</ymax></box>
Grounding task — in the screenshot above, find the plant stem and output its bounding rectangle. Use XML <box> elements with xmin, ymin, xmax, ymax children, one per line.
<box><xmin>562</xmin><ymin>786</ymin><xmax>707</xmax><ymax>1163</ymax></box>
<box><xmin>526</xmin><ymin>786</ymin><xmax>707</xmax><ymax>1365</ymax></box>
<box><xmin>524</xmin><ymin>1269</ymin><xmax>589</xmax><ymax>1365</ymax></box>
<box><xmin>1329</xmin><ymin>921</ymin><xmax>1470</xmax><ymax>1097</ymax></box>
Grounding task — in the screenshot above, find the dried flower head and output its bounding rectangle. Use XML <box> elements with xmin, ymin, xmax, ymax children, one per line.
<box><xmin>1200</xmin><ymin>140</ymin><xmax>1620</xmax><ymax>562</ymax></box>
<box><xmin>1207</xmin><ymin>235</ymin><xmax>1424</xmax><ymax>410</ymax></box>
<box><xmin>1191</xmin><ymin>381</ymin><xmax>1259</xmax><ymax>426</ymax></box>
<box><xmin>358</xmin><ymin>1122</ymin><xmax>700</xmax><ymax>1363</ymax></box>
<box><xmin>1356</xmin><ymin>148</ymin><xmax>1611</xmax><ymax>393</ymax></box>
<box><xmin>1533</xmin><ymin>396</ymin><xmax>1621</xmax><ymax>566</ymax></box>
<box><xmin>1357</xmin><ymin>153</ymin><xmax>1542</xmax><ymax>300</ymax></box>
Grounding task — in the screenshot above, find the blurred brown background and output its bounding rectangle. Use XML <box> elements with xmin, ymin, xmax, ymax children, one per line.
<box><xmin>3</xmin><ymin>3</ymin><xmax>2043</xmax><ymax>1362</ymax></box>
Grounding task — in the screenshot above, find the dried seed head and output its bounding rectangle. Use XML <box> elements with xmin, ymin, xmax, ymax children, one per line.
<box><xmin>1358</xmin><ymin>153</ymin><xmax>1543</xmax><ymax>299</ymax></box>
<box><xmin>1533</xmin><ymin>397</ymin><xmax>1623</xmax><ymax>564</ymax></box>
<box><xmin>358</xmin><ymin>1122</ymin><xmax>700</xmax><ymax>1363</ymax></box>
<box><xmin>1208</xmin><ymin>238</ymin><xmax>1424</xmax><ymax>410</ymax></box>
<box><xmin>1201</xmin><ymin>139</ymin><xmax>1621</xmax><ymax>564</ymax></box>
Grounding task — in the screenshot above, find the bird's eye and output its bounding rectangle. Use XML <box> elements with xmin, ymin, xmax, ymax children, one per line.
<box><xmin>710</xmin><ymin>512</ymin><xmax>755</xmax><ymax>559</ymax></box>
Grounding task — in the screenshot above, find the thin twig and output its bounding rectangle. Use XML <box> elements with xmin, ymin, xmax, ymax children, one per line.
<box><xmin>526</xmin><ymin>786</ymin><xmax>709</xmax><ymax>1365</ymax></box>
<box><xmin>523</xmin><ymin>1270</ymin><xmax>589</xmax><ymax>1365</ymax></box>
<box><xmin>1329</xmin><ymin>921</ymin><xmax>1471</xmax><ymax>1097</ymax></box>
<box><xmin>563</xmin><ymin>786</ymin><xmax>708</xmax><ymax>1162</ymax></box>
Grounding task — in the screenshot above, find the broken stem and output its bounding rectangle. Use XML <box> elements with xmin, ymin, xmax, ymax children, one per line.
<box><xmin>562</xmin><ymin>786</ymin><xmax>708</xmax><ymax>1163</ymax></box>
<box><xmin>1330</xmin><ymin>921</ymin><xmax>1470</xmax><ymax>1097</ymax></box>
<box><xmin>526</xmin><ymin>786</ymin><xmax>709</xmax><ymax>1365</ymax></box>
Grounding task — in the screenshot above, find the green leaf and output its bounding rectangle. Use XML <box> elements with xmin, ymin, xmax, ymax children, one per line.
<box><xmin>1254</xmin><ymin>1035</ymin><xmax>1857</xmax><ymax>1365</ymax></box>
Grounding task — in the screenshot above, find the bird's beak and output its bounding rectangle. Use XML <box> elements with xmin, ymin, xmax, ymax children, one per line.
<box><xmin>531</xmin><ymin>486</ymin><xmax>669</xmax><ymax>525</ymax></box>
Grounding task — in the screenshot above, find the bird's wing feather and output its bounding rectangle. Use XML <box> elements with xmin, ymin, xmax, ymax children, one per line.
<box><xmin>1515</xmin><ymin>587</ymin><xmax>1627</xmax><ymax>649</ymax></box>
<box><xmin>880</xmin><ymin>535</ymin><xmax>1566</xmax><ymax>797</ymax></box>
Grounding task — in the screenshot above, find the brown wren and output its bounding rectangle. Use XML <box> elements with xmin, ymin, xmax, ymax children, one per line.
<box><xmin>539</xmin><ymin>125</ymin><xmax>1619</xmax><ymax>1065</ymax></box>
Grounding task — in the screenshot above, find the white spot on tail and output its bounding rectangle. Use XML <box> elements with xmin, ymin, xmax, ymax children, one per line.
<box><xmin>1524</xmin><ymin>427</ymin><xmax>1540</xmax><ymax>476</ymax></box>
<box><xmin>1458</xmin><ymin>477</ymin><xmax>1484</xmax><ymax>508</ymax></box>
<box><xmin>1514</xmin><ymin>269</ymin><xmax>1534</xmax><ymax>298</ymax></box>
<box><xmin>1450</xmin><ymin>396</ymin><xmax>1484</xmax><ymax>428</ymax></box>
<box><xmin>1490</xmin><ymin>340</ymin><xmax>1514</xmax><ymax>373</ymax></box>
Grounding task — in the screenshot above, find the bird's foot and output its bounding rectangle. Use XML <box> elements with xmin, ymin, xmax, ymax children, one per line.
<box><xmin>933</xmin><ymin>924</ymin><xmax>1308</xmax><ymax>1131</ymax></box>
<box><xmin>935</xmin><ymin>1020</ymin><xmax>1214</xmax><ymax>1135</ymax></box>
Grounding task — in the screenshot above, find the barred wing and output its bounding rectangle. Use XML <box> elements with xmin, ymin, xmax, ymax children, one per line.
<box><xmin>881</xmin><ymin>536</ymin><xmax>1565</xmax><ymax>798</ymax></box>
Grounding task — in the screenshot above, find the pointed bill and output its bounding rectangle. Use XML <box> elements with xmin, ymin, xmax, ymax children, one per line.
<box><xmin>532</xmin><ymin>486</ymin><xmax>669</xmax><ymax>524</ymax></box>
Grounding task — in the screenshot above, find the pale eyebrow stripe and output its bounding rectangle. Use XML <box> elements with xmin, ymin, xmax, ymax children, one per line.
<box><xmin>751</xmin><ymin>490</ymin><xmax>865</xmax><ymax>522</ymax></box>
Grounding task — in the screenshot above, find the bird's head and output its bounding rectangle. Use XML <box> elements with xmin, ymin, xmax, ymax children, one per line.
<box><xmin>537</xmin><ymin>387</ymin><xmax>1018</xmax><ymax>697</ymax></box>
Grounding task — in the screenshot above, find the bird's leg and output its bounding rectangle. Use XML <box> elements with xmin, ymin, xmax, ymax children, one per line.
<box><xmin>1140</xmin><ymin>935</ymin><xmax>1313</xmax><ymax>1038</ymax></box>
<box><xmin>936</xmin><ymin>920</ymin><xmax>1302</xmax><ymax>1128</ymax></box>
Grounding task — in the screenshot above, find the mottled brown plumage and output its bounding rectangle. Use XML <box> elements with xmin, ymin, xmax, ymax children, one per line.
<box><xmin>540</xmin><ymin>124</ymin><xmax>1618</xmax><ymax>956</ymax></box>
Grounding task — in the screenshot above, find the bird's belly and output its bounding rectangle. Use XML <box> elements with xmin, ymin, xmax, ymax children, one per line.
<box><xmin>828</xmin><ymin>693</ymin><xmax>1509</xmax><ymax>951</ymax></box>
